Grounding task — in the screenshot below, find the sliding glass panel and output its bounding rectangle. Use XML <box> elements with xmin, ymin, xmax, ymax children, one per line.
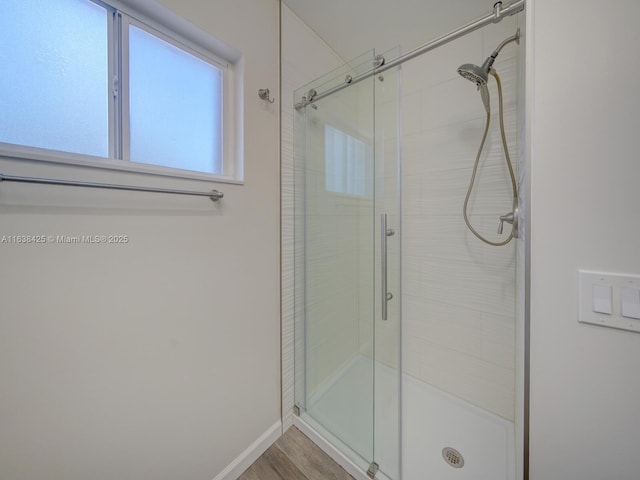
<box><xmin>293</xmin><ymin>51</ymin><xmax>377</xmax><ymax>473</ymax></box>
<box><xmin>373</xmin><ymin>50</ymin><xmax>401</xmax><ymax>480</ymax></box>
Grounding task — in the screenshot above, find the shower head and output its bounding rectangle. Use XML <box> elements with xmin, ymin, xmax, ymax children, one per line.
<box><xmin>457</xmin><ymin>63</ymin><xmax>489</xmax><ymax>87</ymax></box>
<box><xmin>457</xmin><ymin>64</ymin><xmax>491</xmax><ymax>112</ymax></box>
<box><xmin>457</xmin><ymin>28</ymin><xmax>520</xmax><ymax>88</ymax></box>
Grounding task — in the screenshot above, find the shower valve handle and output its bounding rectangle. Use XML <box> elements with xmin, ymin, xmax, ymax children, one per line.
<box><xmin>497</xmin><ymin>211</ymin><xmax>514</xmax><ymax>234</ymax></box>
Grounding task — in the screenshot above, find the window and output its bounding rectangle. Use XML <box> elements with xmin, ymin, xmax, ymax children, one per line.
<box><xmin>0</xmin><ymin>0</ymin><xmax>109</xmax><ymax>158</ymax></box>
<box><xmin>0</xmin><ymin>0</ymin><xmax>236</xmax><ymax>180</ymax></box>
<box><xmin>325</xmin><ymin>125</ymin><xmax>373</xmax><ymax>198</ymax></box>
<box><xmin>128</xmin><ymin>24</ymin><xmax>223</xmax><ymax>174</ymax></box>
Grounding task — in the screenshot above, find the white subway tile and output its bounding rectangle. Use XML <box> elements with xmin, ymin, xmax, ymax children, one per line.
<box><xmin>403</xmin><ymin>214</ymin><xmax>482</xmax><ymax>263</ymax></box>
<box><xmin>419</xmin><ymin>257</ymin><xmax>516</xmax><ymax>318</ymax></box>
<box><xmin>401</xmin><ymin>29</ymin><xmax>483</xmax><ymax>93</ymax></box>
<box><xmin>422</xmin><ymin>78</ymin><xmax>486</xmax><ymax>131</ymax></box>
<box><xmin>401</xmin><ymin>90</ymin><xmax>424</xmax><ymax>135</ymax></box>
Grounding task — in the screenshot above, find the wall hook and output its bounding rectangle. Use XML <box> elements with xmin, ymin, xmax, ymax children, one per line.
<box><xmin>258</xmin><ymin>88</ymin><xmax>275</xmax><ymax>103</ymax></box>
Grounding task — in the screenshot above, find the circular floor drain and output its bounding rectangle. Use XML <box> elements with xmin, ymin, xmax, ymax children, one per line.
<box><xmin>442</xmin><ymin>447</ymin><xmax>464</xmax><ymax>468</ymax></box>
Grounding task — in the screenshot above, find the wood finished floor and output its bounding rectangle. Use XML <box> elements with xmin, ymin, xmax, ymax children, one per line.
<box><xmin>238</xmin><ymin>426</ymin><xmax>355</xmax><ymax>480</ymax></box>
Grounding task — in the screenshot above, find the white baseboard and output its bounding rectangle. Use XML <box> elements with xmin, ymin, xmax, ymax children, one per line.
<box><xmin>212</xmin><ymin>420</ymin><xmax>282</xmax><ymax>480</ymax></box>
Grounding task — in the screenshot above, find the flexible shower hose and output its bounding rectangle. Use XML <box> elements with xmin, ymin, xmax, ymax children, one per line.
<box><xmin>463</xmin><ymin>69</ymin><xmax>518</xmax><ymax>246</ymax></box>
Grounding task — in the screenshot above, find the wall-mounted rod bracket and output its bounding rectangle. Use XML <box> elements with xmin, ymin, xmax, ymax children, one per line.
<box><xmin>493</xmin><ymin>1</ymin><xmax>504</xmax><ymax>22</ymax></box>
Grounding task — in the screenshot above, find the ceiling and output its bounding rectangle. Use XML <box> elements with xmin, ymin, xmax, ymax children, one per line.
<box><xmin>282</xmin><ymin>0</ymin><xmax>497</xmax><ymax>61</ymax></box>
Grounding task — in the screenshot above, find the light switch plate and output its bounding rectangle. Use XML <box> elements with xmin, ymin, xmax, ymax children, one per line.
<box><xmin>592</xmin><ymin>284</ymin><xmax>612</xmax><ymax>314</ymax></box>
<box><xmin>621</xmin><ymin>287</ymin><xmax>640</xmax><ymax>319</ymax></box>
<box><xmin>578</xmin><ymin>270</ymin><xmax>640</xmax><ymax>333</ymax></box>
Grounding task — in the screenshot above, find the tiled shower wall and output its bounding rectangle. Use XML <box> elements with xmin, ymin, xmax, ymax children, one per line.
<box><xmin>399</xmin><ymin>15</ymin><xmax>521</xmax><ymax>421</ymax></box>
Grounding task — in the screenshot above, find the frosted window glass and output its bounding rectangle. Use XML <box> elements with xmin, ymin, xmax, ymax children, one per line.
<box><xmin>0</xmin><ymin>0</ymin><xmax>109</xmax><ymax>157</ymax></box>
<box><xmin>129</xmin><ymin>26</ymin><xmax>223</xmax><ymax>174</ymax></box>
<box><xmin>325</xmin><ymin>125</ymin><xmax>372</xmax><ymax>198</ymax></box>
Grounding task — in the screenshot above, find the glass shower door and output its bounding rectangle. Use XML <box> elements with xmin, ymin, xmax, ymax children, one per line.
<box><xmin>293</xmin><ymin>51</ymin><xmax>401</xmax><ymax>479</ymax></box>
<box><xmin>373</xmin><ymin>53</ymin><xmax>401</xmax><ymax>480</ymax></box>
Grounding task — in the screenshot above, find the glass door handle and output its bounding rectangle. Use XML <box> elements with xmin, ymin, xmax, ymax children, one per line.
<box><xmin>381</xmin><ymin>214</ymin><xmax>395</xmax><ymax>320</ymax></box>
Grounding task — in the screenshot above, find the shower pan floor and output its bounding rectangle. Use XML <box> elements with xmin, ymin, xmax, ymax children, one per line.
<box><xmin>304</xmin><ymin>355</ymin><xmax>514</xmax><ymax>480</ymax></box>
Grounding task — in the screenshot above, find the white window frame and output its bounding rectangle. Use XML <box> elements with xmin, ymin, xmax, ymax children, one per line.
<box><xmin>0</xmin><ymin>0</ymin><xmax>243</xmax><ymax>184</ymax></box>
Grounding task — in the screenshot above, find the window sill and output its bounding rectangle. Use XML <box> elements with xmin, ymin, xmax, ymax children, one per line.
<box><xmin>0</xmin><ymin>143</ymin><xmax>243</xmax><ymax>186</ymax></box>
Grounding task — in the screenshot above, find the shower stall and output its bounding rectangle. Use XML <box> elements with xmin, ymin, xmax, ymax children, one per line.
<box><xmin>286</xmin><ymin>2</ymin><xmax>525</xmax><ymax>479</ymax></box>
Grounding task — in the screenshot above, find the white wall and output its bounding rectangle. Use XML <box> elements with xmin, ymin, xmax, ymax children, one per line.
<box><xmin>400</xmin><ymin>14</ymin><xmax>521</xmax><ymax>421</ymax></box>
<box><xmin>0</xmin><ymin>1</ymin><xmax>280</xmax><ymax>479</ymax></box>
<box><xmin>528</xmin><ymin>1</ymin><xmax>640</xmax><ymax>479</ymax></box>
